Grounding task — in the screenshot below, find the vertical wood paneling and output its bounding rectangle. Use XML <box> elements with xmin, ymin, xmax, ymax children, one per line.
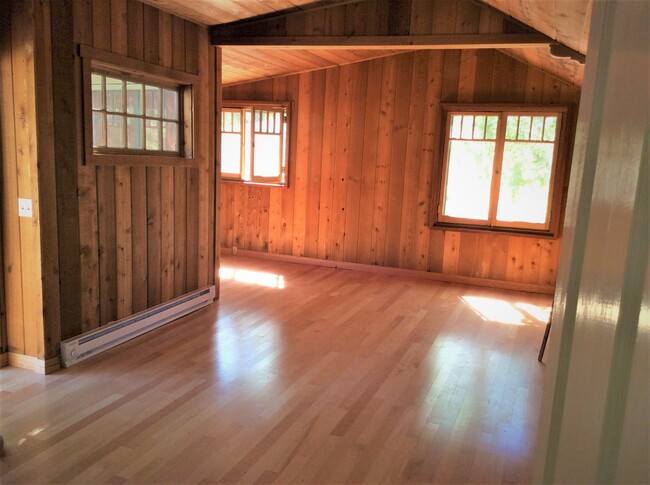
<box><xmin>146</xmin><ymin>167</ymin><xmax>162</xmax><ymax>306</ymax></box>
<box><xmin>0</xmin><ymin>0</ymin><xmax>214</xmax><ymax>364</ymax></box>
<box><xmin>131</xmin><ymin>167</ymin><xmax>148</xmax><ymax>312</ymax></box>
<box><xmin>356</xmin><ymin>58</ymin><xmax>382</xmax><ymax>265</ymax></box>
<box><xmin>371</xmin><ymin>56</ymin><xmax>397</xmax><ymax>265</ymax></box>
<box><xmin>221</xmin><ymin>48</ymin><xmax>581</xmax><ymax>290</ymax></box>
<box><xmin>173</xmin><ymin>168</ymin><xmax>187</xmax><ymax>296</ymax></box>
<box><xmin>303</xmin><ymin>70</ymin><xmax>325</xmax><ymax>259</ymax></box>
<box><xmin>75</xmin><ymin>0</ymin><xmax>100</xmax><ymax>333</ymax></box>
<box><xmin>0</xmin><ymin>1</ymin><xmax>26</xmax><ymax>354</ymax></box>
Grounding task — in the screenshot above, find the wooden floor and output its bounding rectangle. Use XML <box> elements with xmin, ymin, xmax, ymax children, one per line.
<box><xmin>0</xmin><ymin>255</ymin><xmax>552</xmax><ymax>484</ymax></box>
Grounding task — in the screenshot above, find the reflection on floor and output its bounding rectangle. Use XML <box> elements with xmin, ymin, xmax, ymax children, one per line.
<box><xmin>0</xmin><ymin>255</ymin><xmax>551</xmax><ymax>484</ymax></box>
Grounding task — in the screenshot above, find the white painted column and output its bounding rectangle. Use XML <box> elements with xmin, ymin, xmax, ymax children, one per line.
<box><xmin>534</xmin><ymin>0</ymin><xmax>649</xmax><ymax>483</ymax></box>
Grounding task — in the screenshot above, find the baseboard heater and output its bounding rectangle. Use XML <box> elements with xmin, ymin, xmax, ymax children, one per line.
<box><xmin>60</xmin><ymin>286</ymin><xmax>215</xmax><ymax>367</ymax></box>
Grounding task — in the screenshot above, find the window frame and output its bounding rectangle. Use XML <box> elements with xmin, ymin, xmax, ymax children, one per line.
<box><xmin>434</xmin><ymin>104</ymin><xmax>571</xmax><ymax>237</ymax></box>
<box><xmin>79</xmin><ymin>45</ymin><xmax>199</xmax><ymax>167</ymax></box>
<box><xmin>220</xmin><ymin>100</ymin><xmax>291</xmax><ymax>187</ymax></box>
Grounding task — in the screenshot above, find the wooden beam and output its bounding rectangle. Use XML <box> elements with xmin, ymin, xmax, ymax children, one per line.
<box><xmin>210</xmin><ymin>33</ymin><xmax>553</xmax><ymax>50</ymax></box>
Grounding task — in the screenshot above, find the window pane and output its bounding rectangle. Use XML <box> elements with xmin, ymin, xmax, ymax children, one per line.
<box><xmin>106</xmin><ymin>77</ymin><xmax>124</xmax><ymax>113</ymax></box>
<box><xmin>92</xmin><ymin>74</ymin><xmax>104</xmax><ymax>110</ymax></box>
<box><xmin>233</xmin><ymin>112</ymin><xmax>241</xmax><ymax>133</ymax></box>
<box><xmin>127</xmin><ymin>117</ymin><xmax>143</xmax><ymax>149</ymax></box>
<box><xmin>485</xmin><ymin>116</ymin><xmax>498</xmax><ymax>139</ymax></box>
<box><xmin>518</xmin><ymin>116</ymin><xmax>531</xmax><ymax>140</ymax></box>
<box><xmin>106</xmin><ymin>114</ymin><xmax>125</xmax><ymax>148</ymax></box>
<box><xmin>505</xmin><ymin>116</ymin><xmax>518</xmax><ymax>140</ymax></box>
<box><xmin>275</xmin><ymin>112</ymin><xmax>282</xmax><ymax>134</ymax></box>
<box><xmin>92</xmin><ymin>112</ymin><xmax>104</xmax><ymax>147</ymax></box>
<box><xmin>443</xmin><ymin>140</ymin><xmax>495</xmax><ymax>220</ymax></box>
<box><xmin>461</xmin><ymin>115</ymin><xmax>474</xmax><ymax>139</ymax></box>
<box><xmin>146</xmin><ymin>119</ymin><xmax>160</xmax><ymax>150</ymax></box>
<box><xmin>126</xmin><ymin>82</ymin><xmax>143</xmax><ymax>115</ymax></box>
<box><xmin>162</xmin><ymin>121</ymin><xmax>178</xmax><ymax>151</ymax></box>
<box><xmin>531</xmin><ymin>116</ymin><xmax>545</xmax><ymax>141</ymax></box>
<box><xmin>244</xmin><ymin>110</ymin><xmax>252</xmax><ymax>180</ymax></box>
<box><xmin>253</xmin><ymin>134</ymin><xmax>281</xmax><ymax>177</ymax></box>
<box><xmin>145</xmin><ymin>86</ymin><xmax>161</xmax><ymax>117</ymax></box>
<box><xmin>254</xmin><ymin>110</ymin><xmax>260</xmax><ymax>132</ymax></box>
<box><xmin>544</xmin><ymin>116</ymin><xmax>557</xmax><ymax>141</ymax></box>
<box><xmin>473</xmin><ymin>116</ymin><xmax>486</xmax><ymax>139</ymax></box>
<box><xmin>221</xmin><ymin>133</ymin><xmax>242</xmax><ymax>174</ymax></box>
<box><xmin>223</xmin><ymin>111</ymin><xmax>232</xmax><ymax>132</ymax></box>
<box><xmin>496</xmin><ymin>142</ymin><xmax>555</xmax><ymax>224</ymax></box>
<box><xmin>163</xmin><ymin>89</ymin><xmax>178</xmax><ymax>120</ymax></box>
<box><xmin>450</xmin><ymin>115</ymin><xmax>462</xmax><ymax>139</ymax></box>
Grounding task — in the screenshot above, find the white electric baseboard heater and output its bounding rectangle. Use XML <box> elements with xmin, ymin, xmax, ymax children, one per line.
<box><xmin>60</xmin><ymin>286</ymin><xmax>215</xmax><ymax>367</ymax></box>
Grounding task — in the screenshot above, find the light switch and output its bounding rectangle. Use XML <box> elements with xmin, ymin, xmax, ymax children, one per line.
<box><xmin>18</xmin><ymin>198</ymin><xmax>32</xmax><ymax>218</ymax></box>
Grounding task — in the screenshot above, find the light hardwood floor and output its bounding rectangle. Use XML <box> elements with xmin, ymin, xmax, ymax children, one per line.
<box><xmin>0</xmin><ymin>255</ymin><xmax>552</xmax><ymax>484</ymax></box>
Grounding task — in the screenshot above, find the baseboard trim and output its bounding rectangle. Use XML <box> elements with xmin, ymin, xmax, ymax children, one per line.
<box><xmin>221</xmin><ymin>248</ymin><xmax>555</xmax><ymax>295</ymax></box>
<box><xmin>0</xmin><ymin>352</ymin><xmax>8</xmax><ymax>368</ymax></box>
<box><xmin>7</xmin><ymin>352</ymin><xmax>61</xmax><ymax>375</ymax></box>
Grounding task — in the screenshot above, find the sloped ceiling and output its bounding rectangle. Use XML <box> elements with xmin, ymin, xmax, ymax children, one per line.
<box><xmin>142</xmin><ymin>0</ymin><xmax>588</xmax><ymax>87</ymax></box>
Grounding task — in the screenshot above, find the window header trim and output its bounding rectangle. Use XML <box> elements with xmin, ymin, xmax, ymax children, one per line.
<box><xmin>79</xmin><ymin>44</ymin><xmax>199</xmax><ymax>85</ymax></box>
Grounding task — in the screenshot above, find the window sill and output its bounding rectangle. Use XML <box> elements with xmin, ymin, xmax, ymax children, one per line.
<box><xmin>432</xmin><ymin>222</ymin><xmax>559</xmax><ymax>239</ymax></box>
<box><xmin>86</xmin><ymin>153</ymin><xmax>201</xmax><ymax>168</ymax></box>
<box><xmin>222</xmin><ymin>178</ymin><xmax>286</xmax><ymax>188</ymax></box>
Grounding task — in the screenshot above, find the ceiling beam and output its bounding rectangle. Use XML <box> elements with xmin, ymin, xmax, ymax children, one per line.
<box><xmin>210</xmin><ymin>33</ymin><xmax>554</xmax><ymax>50</ymax></box>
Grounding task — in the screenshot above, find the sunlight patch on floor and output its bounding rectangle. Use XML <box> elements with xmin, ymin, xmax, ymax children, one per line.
<box><xmin>220</xmin><ymin>266</ymin><xmax>286</xmax><ymax>289</ymax></box>
<box><xmin>461</xmin><ymin>296</ymin><xmax>550</xmax><ymax>325</ymax></box>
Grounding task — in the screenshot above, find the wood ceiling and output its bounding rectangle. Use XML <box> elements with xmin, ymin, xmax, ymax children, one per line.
<box><xmin>141</xmin><ymin>0</ymin><xmax>589</xmax><ymax>87</ymax></box>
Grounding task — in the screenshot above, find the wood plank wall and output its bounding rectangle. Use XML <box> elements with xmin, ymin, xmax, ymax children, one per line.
<box><xmin>72</xmin><ymin>0</ymin><xmax>216</xmax><ymax>336</ymax></box>
<box><xmin>0</xmin><ymin>0</ymin><xmax>52</xmax><ymax>359</ymax></box>
<box><xmin>221</xmin><ymin>49</ymin><xmax>581</xmax><ymax>290</ymax></box>
<box><xmin>0</xmin><ymin>0</ymin><xmax>215</xmax><ymax>363</ymax></box>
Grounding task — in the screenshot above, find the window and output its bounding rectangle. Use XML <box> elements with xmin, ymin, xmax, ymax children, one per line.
<box><xmin>221</xmin><ymin>102</ymin><xmax>290</xmax><ymax>186</ymax></box>
<box><xmin>80</xmin><ymin>45</ymin><xmax>198</xmax><ymax>166</ymax></box>
<box><xmin>437</xmin><ymin>106</ymin><xmax>568</xmax><ymax>234</ymax></box>
<box><xmin>91</xmin><ymin>72</ymin><xmax>181</xmax><ymax>154</ymax></box>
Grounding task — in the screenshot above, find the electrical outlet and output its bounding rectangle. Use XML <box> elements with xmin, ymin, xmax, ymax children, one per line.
<box><xmin>18</xmin><ymin>198</ymin><xmax>32</xmax><ymax>218</ymax></box>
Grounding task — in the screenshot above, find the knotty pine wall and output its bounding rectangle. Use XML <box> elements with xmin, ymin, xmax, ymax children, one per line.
<box><xmin>0</xmin><ymin>0</ymin><xmax>216</xmax><ymax>364</ymax></box>
<box><xmin>221</xmin><ymin>49</ymin><xmax>581</xmax><ymax>291</ymax></box>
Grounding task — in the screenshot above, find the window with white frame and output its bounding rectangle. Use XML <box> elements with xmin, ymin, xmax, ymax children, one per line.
<box><xmin>437</xmin><ymin>105</ymin><xmax>568</xmax><ymax>234</ymax></box>
<box><xmin>221</xmin><ymin>102</ymin><xmax>289</xmax><ymax>186</ymax></box>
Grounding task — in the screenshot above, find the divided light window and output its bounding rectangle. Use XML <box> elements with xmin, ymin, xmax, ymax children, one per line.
<box><xmin>91</xmin><ymin>71</ymin><xmax>181</xmax><ymax>154</ymax></box>
<box><xmin>438</xmin><ymin>107</ymin><xmax>566</xmax><ymax>233</ymax></box>
<box><xmin>221</xmin><ymin>102</ymin><xmax>289</xmax><ymax>186</ymax></box>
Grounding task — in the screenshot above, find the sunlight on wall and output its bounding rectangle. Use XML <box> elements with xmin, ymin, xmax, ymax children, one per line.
<box><xmin>461</xmin><ymin>296</ymin><xmax>550</xmax><ymax>325</ymax></box>
<box><xmin>219</xmin><ymin>267</ymin><xmax>285</xmax><ymax>289</ymax></box>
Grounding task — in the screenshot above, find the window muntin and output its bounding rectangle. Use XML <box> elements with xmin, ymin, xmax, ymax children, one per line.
<box><xmin>91</xmin><ymin>71</ymin><xmax>181</xmax><ymax>155</ymax></box>
<box><xmin>439</xmin><ymin>109</ymin><xmax>564</xmax><ymax>232</ymax></box>
<box><xmin>221</xmin><ymin>102</ymin><xmax>289</xmax><ymax>186</ymax></box>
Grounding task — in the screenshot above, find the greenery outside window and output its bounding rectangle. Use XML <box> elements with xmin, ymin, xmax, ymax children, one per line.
<box><xmin>436</xmin><ymin>105</ymin><xmax>569</xmax><ymax>235</ymax></box>
<box><xmin>221</xmin><ymin>101</ymin><xmax>290</xmax><ymax>186</ymax></box>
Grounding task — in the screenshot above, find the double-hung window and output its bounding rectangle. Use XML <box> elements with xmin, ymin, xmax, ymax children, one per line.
<box><xmin>437</xmin><ymin>105</ymin><xmax>568</xmax><ymax>234</ymax></box>
<box><xmin>221</xmin><ymin>101</ymin><xmax>289</xmax><ymax>186</ymax></box>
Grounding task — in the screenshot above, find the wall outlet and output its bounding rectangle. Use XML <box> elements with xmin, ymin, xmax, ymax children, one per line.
<box><xmin>232</xmin><ymin>246</ymin><xmax>238</xmax><ymax>255</ymax></box>
<box><xmin>18</xmin><ymin>198</ymin><xmax>32</xmax><ymax>218</ymax></box>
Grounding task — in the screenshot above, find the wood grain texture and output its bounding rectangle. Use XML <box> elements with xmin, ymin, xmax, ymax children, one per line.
<box><xmin>0</xmin><ymin>255</ymin><xmax>552</xmax><ymax>483</ymax></box>
<box><xmin>0</xmin><ymin>0</ymin><xmax>216</xmax><ymax>364</ymax></box>
<box><xmin>221</xmin><ymin>49</ymin><xmax>581</xmax><ymax>291</ymax></box>
<box><xmin>212</xmin><ymin>0</ymin><xmax>585</xmax><ymax>88</ymax></box>
<box><xmin>72</xmin><ymin>3</ymin><xmax>215</xmax><ymax>330</ymax></box>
